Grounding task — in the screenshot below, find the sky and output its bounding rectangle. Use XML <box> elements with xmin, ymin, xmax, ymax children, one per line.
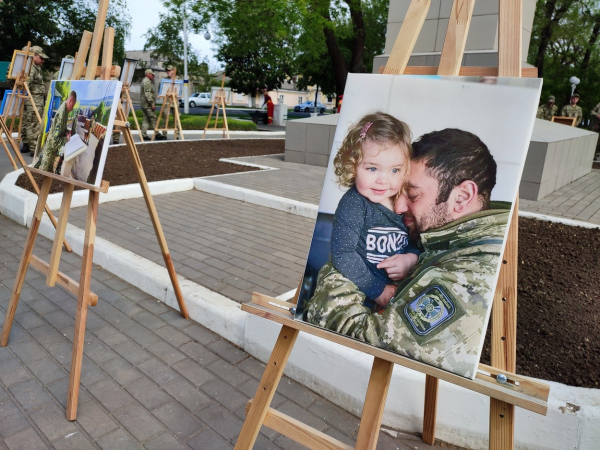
<box><xmin>125</xmin><ymin>0</ymin><xmax>219</xmax><ymax>68</ymax></box>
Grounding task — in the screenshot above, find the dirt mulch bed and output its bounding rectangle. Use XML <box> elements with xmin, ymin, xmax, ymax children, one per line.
<box><xmin>481</xmin><ymin>218</ymin><xmax>600</xmax><ymax>388</ymax></box>
<box><xmin>16</xmin><ymin>139</ymin><xmax>284</xmax><ymax>194</ymax></box>
<box><xmin>12</xmin><ymin>138</ymin><xmax>600</xmax><ymax>388</ymax></box>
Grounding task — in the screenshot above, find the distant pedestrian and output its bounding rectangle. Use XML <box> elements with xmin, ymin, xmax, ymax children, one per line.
<box><xmin>561</xmin><ymin>94</ymin><xmax>583</xmax><ymax>126</ymax></box>
<box><xmin>337</xmin><ymin>94</ymin><xmax>343</xmax><ymax>113</ymax></box>
<box><xmin>262</xmin><ymin>90</ymin><xmax>274</xmax><ymax>125</ymax></box>
<box><xmin>536</xmin><ymin>95</ymin><xmax>558</xmax><ymax>121</ymax></box>
<box><xmin>140</xmin><ymin>69</ymin><xmax>166</xmax><ymax>141</ymax></box>
<box><xmin>21</xmin><ymin>46</ymin><xmax>48</xmax><ymax>155</ymax></box>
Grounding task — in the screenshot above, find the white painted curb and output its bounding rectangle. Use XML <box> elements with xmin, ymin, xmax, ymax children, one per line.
<box><xmin>193</xmin><ymin>178</ymin><xmax>318</xmax><ymax>218</ymax></box>
<box><xmin>34</xmin><ymin>215</ymin><xmax>246</xmax><ymax>347</ymax></box>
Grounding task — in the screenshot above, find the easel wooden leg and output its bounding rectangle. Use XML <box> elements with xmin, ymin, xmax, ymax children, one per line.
<box><xmin>66</xmin><ymin>190</ymin><xmax>99</xmax><ymax>421</ymax></box>
<box><xmin>221</xmin><ymin>99</ymin><xmax>230</xmax><ymax>139</ymax></box>
<box><xmin>355</xmin><ymin>357</ymin><xmax>394</xmax><ymax>449</ymax></box>
<box><xmin>0</xmin><ymin>134</ymin><xmax>18</xmax><ymax>170</ymax></box>
<box><xmin>202</xmin><ymin>103</ymin><xmax>217</xmax><ymax>139</ymax></box>
<box><xmin>117</xmin><ymin>106</ymin><xmax>189</xmax><ymax>319</ymax></box>
<box><xmin>235</xmin><ymin>326</ymin><xmax>299</xmax><ymax>450</ymax></box>
<box><xmin>422</xmin><ymin>375</ymin><xmax>439</xmax><ymax>444</ymax></box>
<box><xmin>47</xmin><ymin>184</ymin><xmax>75</xmax><ymax>286</ymax></box>
<box><xmin>0</xmin><ymin>176</ymin><xmax>53</xmax><ymax>347</ymax></box>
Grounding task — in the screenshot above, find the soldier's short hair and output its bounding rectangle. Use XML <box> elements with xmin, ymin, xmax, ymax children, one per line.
<box><xmin>333</xmin><ymin>112</ymin><xmax>413</xmax><ymax>188</ymax></box>
<box><xmin>69</xmin><ymin>91</ymin><xmax>77</xmax><ymax>102</ymax></box>
<box><xmin>412</xmin><ymin>129</ymin><xmax>497</xmax><ymax>210</ymax></box>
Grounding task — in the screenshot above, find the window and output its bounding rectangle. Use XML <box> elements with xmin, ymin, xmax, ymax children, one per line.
<box><xmin>298</xmin><ymin>96</ymin><xmax>303</xmax><ymax>104</ymax></box>
<box><xmin>278</xmin><ymin>95</ymin><xmax>284</xmax><ymax>103</ymax></box>
<box><xmin>327</xmin><ymin>96</ymin><xmax>333</xmax><ymax>103</ymax></box>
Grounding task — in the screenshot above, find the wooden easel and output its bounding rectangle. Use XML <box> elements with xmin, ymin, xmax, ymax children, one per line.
<box><xmin>153</xmin><ymin>68</ymin><xmax>184</xmax><ymax>141</ymax></box>
<box><xmin>0</xmin><ymin>0</ymin><xmax>189</xmax><ymax>421</ymax></box>
<box><xmin>235</xmin><ymin>1</ymin><xmax>548</xmax><ymax>449</ymax></box>
<box><xmin>202</xmin><ymin>73</ymin><xmax>230</xmax><ymax>139</ymax></box>
<box><xmin>119</xmin><ymin>61</ymin><xmax>144</xmax><ymax>142</ymax></box>
<box><xmin>2</xmin><ymin>42</ymin><xmax>42</xmax><ymax>150</ymax></box>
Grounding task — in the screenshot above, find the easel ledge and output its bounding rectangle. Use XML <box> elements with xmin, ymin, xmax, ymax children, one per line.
<box><xmin>24</xmin><ymin>167</ymin><xmax>110</xmax><ymax>193</ymax></box>
<box><xmin>246</xmin><ymin>293</ymin><xmax>549</xmax><ymax>415</ymax></box>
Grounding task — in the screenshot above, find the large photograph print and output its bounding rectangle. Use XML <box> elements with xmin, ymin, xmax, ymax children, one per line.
<box><xmin>295</xmin><ymin>75</ymin><xmax>542</xmax><ymax>379</ymax></box>
<box><xmin>35</xmin><ymin>80</ymin><xmax>122</xmax><ymax>187</ymax></box>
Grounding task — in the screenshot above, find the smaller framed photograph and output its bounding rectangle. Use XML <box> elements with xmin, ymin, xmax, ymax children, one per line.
<box><xmin>120</xmin><ymin>58</ymin><xmax>138</xmax><ymax>85</ymax></box>
<box><xmin>0</xmin><ymin>90</ymin><xmax>24</xmax><ymax>116</ymax></box>
<box><xmin>8</xmin><ymin>50</ymin><xmax>34</xmax><ymax>79</ymax></box>
<box><xmin>58</xmin><ymin>58</ymin><xmax>75</xmax><ymax>80</ymax></box>
<box><xmin>159</xmin><ymin>79</ymin><xmax>183</xmax><ymax>97</ymax></box>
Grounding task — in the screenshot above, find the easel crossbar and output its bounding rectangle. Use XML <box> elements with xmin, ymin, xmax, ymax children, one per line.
<box><xmin>243</xmin><ymin>295</ymin><xmax>548</xmax><ymax>415</ymax></box>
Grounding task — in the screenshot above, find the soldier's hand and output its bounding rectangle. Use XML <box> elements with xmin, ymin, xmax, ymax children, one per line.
<box><xmin>373</xmin><ymin>284</ymin><xmax>396</xmax><ymax>307</ymax></box>
<box><xmin>378</xmin><ymin>253</ymin><xmax>419</xmax><ymax>281</ymax></box>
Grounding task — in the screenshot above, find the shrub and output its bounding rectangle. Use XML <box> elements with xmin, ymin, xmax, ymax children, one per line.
<box><xmin>128</xmin><ymin>110</ymin><xmax>257</xmax><ymax>131</ymax></box>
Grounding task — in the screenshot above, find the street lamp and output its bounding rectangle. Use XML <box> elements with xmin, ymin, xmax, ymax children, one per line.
<box><xmin>181</xmin><ymin>2</ymin><xmax>211</xmax><ymax>115</ymax></box>
<box><xmin>570</xmin><ymin>76</ymin><xmax>580</xmax><ymax>97</ymax></box>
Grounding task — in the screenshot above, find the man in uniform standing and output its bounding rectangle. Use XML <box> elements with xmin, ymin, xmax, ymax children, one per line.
<box><xmin>140</xmin><ymin>69</ymin><xmax>166</xmax><ymax>140</ymax></box>
<box><xmin>536</xmin><ymin>95</ymin><xmax>558</xmax><ymax>121</ymax></box>
<box><xmin>36</xmin><ymin>91</ymin><xmax>77</xmax><ymax>173</ymax></box>
<box><xmin>305</xmin><ymin>128</ymin><xmax>506</xmax><ymax>378</ymax></box>
<box><xmin>561</xmin><ymin>94</ymin><xmax>583</xmax><ymax>126</ymax></box>
<box><xmin>21</xmin><ymin>46</ymin><xmax>48</xmax><ymax>155</ymax></box>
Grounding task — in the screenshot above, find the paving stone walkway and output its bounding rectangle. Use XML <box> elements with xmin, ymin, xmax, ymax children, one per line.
<box><xmin>0</xmin><ymin>215</ymin><xmax>460</xmax><ymax>450</ymax></box>
<box><xmin>519</xmin><ymin>169</ymin><xmax>600</xmax><ymax>225</ymax></box>
<box><xmin>68</xmin><ymin>190</ymin><xmax>315</xmax><ymax>303</ymax></box>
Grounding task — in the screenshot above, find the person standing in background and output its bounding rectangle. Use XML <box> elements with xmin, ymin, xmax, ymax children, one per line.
<box><xmin>21</xmin><ymin>46</ymin><xmax>48</xmax><ymax>155</ymax></box>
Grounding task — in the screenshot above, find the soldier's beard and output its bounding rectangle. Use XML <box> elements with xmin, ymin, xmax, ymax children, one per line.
<box><xmin>416</xmin><ymin>201</ymin><xmax>454</xmax><ymax>233</ymax></box>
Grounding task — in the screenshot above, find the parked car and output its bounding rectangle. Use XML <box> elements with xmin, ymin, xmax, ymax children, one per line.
<box><xmin>294</xmin><ymin>101</ymin><xmax>327</xmax><ymax>114</ymax></box>
<box><xmin>179</xmin><ymin>92</ymin><xmax>212</xmax><ymax>108</ymax></box>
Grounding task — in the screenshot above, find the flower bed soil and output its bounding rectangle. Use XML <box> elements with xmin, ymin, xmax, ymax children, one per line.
<box><xmin>14</xmin><ymin>139</ymin><xmax>600</xmax><ymax>388</ymax></box>
<box><xmin>16</xmin><ymin>139</ymin><xmax>285</xmax><ymax>194</ymax></box>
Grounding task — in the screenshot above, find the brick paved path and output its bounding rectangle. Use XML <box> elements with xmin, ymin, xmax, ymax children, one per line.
<box><xmin>68</xmin><ymin>190</ymin><xmax>316</xmax><ymax>303</ymax></box>
<box><xmin>0</xmin><ymin>215</ymin><xmax>459</xmax><ymax>449</ymax></box>
<box><xmin>520</xmin><ymin>170</ymin><xmax>600</xmax><ymax>225</ymax></box>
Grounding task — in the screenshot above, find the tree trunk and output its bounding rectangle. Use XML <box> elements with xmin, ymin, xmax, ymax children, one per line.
<box><xmin>533</xmin><ymin>0</ymin><xmax>571</xmax><ymax>79</ymax></box>
<box><xmin>322</xmin><ymin>16</ymin><xmax>349</xmax><ymax>96</ymax></box>
<box><xmin>345</xmin><ymin>0</ymin><xmax>367</xmax><ymax>73</ymax></box>
<box><xmin>581</xmin><ymin>16</ymin><xmax>600</xmax><ymax>77</ymax></box>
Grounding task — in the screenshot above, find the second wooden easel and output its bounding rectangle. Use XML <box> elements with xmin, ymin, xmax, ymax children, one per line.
<box><xmin>202</xmin><ymin>73</ymin><xmax>230</xmax><ymax>139</ymax></box>
<box><xmin>1</xmin><ymin>0</ymin><xmax>189</xmax><ymax>421</ymax></box>
<box><xmin>153</xmin><ymin>68</ymin><xmax>184</xmax><ymax>141</ymax></box>
<box><xmin>3</xmin><ymin>42</ymin><xmax>42</xmax><ymax>151</ymax></box>
<box><xmin>119</xmin><ymin>60</ymin><xmax>144</xmax><ymax>142</ymax></box>
<box><xmin>235</xmin><ymin>1</ymin><xmax>549</xmax><ymax>449</ymax></box>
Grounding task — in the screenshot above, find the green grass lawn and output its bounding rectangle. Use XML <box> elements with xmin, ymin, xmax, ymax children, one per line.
<box><xmin>129</xmin><ymin>110</ymin><xmax>258</xmax><ymax>131</ymax></box>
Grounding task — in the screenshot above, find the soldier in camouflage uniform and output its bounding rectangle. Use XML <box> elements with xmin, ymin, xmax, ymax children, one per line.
<box><xmin>305</xmin><ymin>128</ymin><xmax>504</xmax><ymax>379</ymax></box>
<box><xmin>536</xmin><ymin>95</ymin><xmax>558</xmax><ymax>121</ymax></box>
<box><xmin>36</xmin><ymin>91</ymin><xmax>77</xmax><ymax>173</ymax></box>
<box><xmin>21</xmin><ymin>46</ymin><xmax>48</xmax><ymax>155</ymax></box>
<box><xmin>561</xmin><ymin>94</ymin><xmax>583</xmax><ymax>126</ymax></box>
<box><xmin>140</xmin><ymin>69</ymin><xmax>166</xmax><ymax>140</ymax></box>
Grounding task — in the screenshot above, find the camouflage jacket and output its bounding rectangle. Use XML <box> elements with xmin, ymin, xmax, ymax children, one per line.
<box><xmin>307</xmin><ymin>203</ymin><xmax>510</xmax><ymax>379</ymax></box>
<box><xmin>43</xmin><ymin>100</ymin><xmax>70</xmax><ymax>156</ymax></box>
<box><xmin>590</xmin><ymin>103</ymin><xmax>600</xmax><ymax>131</ymax></box>
<box><xmin>28</xmin><ymin>63</ymin><xmax>46</xmax><ymax>99</ymax></box>
<box><xmin>536</xmin><ymin>104</ymin><xmax>557</xmax><ymax>121</ymax></box>
<box><xmin>561</xmin><ymin>104</ymin><xmax>583</xmax><ymax>126</ymax></box>
<box><xmin>140</xmin><ymin>77</ymin><xmax>155</xmax><ymax>107</ymax></box>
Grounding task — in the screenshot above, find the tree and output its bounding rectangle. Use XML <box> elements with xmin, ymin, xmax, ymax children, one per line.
<box><xmin>192</xmin><ymin>0</ymin><xmax>297</xmax><ymax>99</ymax></box>
<box><xmin>528</xmin><ymin>0</ymin><xmax>600</xmax><ymax>117</ymax></box>
<box><xmin>0</xmin><ymin>0</ymin><xmax>131</xmax><ymax>67</ymax></box>
<box><xmin>144</xmin><ymin>1</ymin><xmax>213</xmax><ymax>89</ymax></box>
<box><xmin>294</xmin><ymin>0</ymin><xmax>387</xmax><ymax>98</ymax></box>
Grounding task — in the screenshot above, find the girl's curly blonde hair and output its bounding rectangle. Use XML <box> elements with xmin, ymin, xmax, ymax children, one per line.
<box><xmin>333</xmin><ymin>112</ymin><xmax>413</xmax><ymax>188</ymax></box>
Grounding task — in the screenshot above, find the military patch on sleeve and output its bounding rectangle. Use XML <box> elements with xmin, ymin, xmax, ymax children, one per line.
<box><xmin>402</xmin><ymin>285</ymin><xmax>465</xmax><ymax>344</ymax></box>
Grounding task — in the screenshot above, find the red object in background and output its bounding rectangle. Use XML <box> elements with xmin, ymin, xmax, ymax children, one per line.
<box><xmin>263</xmin><ymin>92</ymin><xmax>274</xmax><ymax>125</ymax></box>
<box><xmin>337</xmin><ymin>94</ymin><xmax>343</xmax><ymax>113</ymax></box>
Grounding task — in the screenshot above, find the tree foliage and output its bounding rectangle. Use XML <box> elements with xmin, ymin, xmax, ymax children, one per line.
<box><xmin>0</xmin><ymin>0</ymin><xmax>131</xmax><ymax>68</ymax></box>
<box><xmin>192</xmin><ymin>0</ymin><xmax>297</xmax><ymax>96</ymax></box>
<box><xmin>293</xmin><ymin>0</ymin><xmax>387</xmax><ymax>97</ymax></box>
<box><xmin>528</xmin><ymin>0</ymin><xmax>600</xmax><ymax>118</ymax></box>
<box><xmin>144</xmin><ymin>1</ymin><xmax>214</xmax><ymax>88</ymax></box>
